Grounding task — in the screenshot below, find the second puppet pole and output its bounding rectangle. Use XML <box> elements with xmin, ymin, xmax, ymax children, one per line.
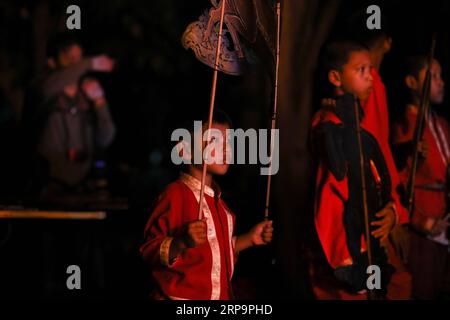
<box><xmin>264</xmin><ymin>0</ymin><xmax>282</xmax><ymax>220</ymax></box>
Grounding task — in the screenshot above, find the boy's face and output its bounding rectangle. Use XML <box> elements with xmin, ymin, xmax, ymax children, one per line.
<box><xmin>417</xmin><ymin>59</ymin><xmax>445</xmax><ymax>104</ymax></box>
<box><xmin>329</xmin><ymin>50</ymin><xmax>374</xmax><ymax>101</ymax></box>
<box><xmin>57</xmin><ymin>43</ymin><xmax>83</xmax><ymax>67</ymax></box>
<box><xmin>206</xmin><ymin>123</ymin><xmax>231</xmax><ymax>175</ymax></box>
<box><xmin>191</xmin><ymin>122</ymin><xmax>231</xmax><ymax>176</ymax></box>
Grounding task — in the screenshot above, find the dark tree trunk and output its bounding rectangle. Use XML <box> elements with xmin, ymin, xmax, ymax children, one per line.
<box><xmin>275</xmin><ymin>0</ymin><xmax>340</xmax><ymax>299</ymax></box>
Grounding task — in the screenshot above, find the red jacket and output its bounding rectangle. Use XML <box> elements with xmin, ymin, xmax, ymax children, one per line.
<box><xmin>140</xmin><ymin>173</ymin><xmax>237</xmax><ymax>300</ymax></box>
<box><xmin>312</xmin><ymin>68</ymin><xmax>409</xmax><ymax>269</ymax></box>
<box><xmin>392</xmin><ymin>106</ymin><xmax>450</xmax><ymax>230</ymax></box>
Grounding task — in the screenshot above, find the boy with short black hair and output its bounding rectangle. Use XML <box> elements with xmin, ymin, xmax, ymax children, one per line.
<box><xmin>140</xmin><ymin>110</ymin><xmax>273</xmax><ymax>300</ymax></box>
<box><xmin>391</xmin><ymin>55</ymin><xmax>450</xmax><ymax>299</ymax></box>
<box><xmin>311</xmin><ymin>40</ymin><xmax>408</xmax><ymax>298</ymax></box>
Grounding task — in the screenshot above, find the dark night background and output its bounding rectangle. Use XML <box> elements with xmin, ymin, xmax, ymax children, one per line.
<box><xmin>0</xmin><ymin>0</ymin><xmax>449</xmax><ymax>299</ymax></box>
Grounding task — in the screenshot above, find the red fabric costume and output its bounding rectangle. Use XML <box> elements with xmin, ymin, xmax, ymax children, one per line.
<box><xmin>391</xmin><ymin>106</ymin><xmax>450</xmax><ymax>231</ymax></box>
<box><xmin>140</xmin><ymin>172</ymin><xmax>237</xmax><ymax>300</ymax></box>
<box><xmin>392</xmin><ymin>106</ymin><xmax>450</xmax><ymax>299</ymax></box>
<box><xmin>312</xmin><ymin>68</ymin><xmax>409</xmax><ymax>269</ymax></box>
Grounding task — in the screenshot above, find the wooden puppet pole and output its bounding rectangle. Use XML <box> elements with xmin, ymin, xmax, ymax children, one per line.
<box><xmin>264</xmin><ymin>0</ymin><xmax>282</xmax><ymax>220</ymax></box>
<box><xmin>198</xmin><ymin>0</ymin><xmax>227</xmax><ymax>220</ymax></box>
<box><xmin>353</xmin><ymin>97</ymin><xmax>375</xmax><ymax>300</ymax></box>
<box><xmin>407</xmin><ymin>33</ymin><xmax>437</xmax><ymax>218</ymax></box>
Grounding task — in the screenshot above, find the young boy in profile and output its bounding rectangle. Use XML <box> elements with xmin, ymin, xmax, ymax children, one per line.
<box><xmin>391</xmin><ymin>55</ymin><xmax>450</xmax><ymax>299</ymax></box>
<box><xmin>311</xmin><ymin>40</ymin><xmax>408</xmax><ymax>298</ymax></box>
<box><xmin>140</xmin><ymin>110</ymin><xmax>273</xmax><ymax>300</ymax></box>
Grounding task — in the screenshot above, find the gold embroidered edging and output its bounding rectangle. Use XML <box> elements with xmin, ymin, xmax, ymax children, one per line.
<box><xmin>181</xmin><ymin>174</ymin><xmax>222</xmax><ymax>300</ymax></box>
<box><xmin>180</xmin><ymin>172</ymin><xmax>215</xmax><ymax>197</ymax></box>
<box><xmin>226</xmin><ymin>210</ymin><xmax>235</xmax><ymax>276</ymax></box>
<box><xmin>160</xmin><ymin>237</ymin><xmax>174</xmax><ymax>266</ymax></box>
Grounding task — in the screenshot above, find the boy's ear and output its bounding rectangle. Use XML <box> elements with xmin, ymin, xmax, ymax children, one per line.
<box><xmin>328</xmin><ymin>70</ymin><xmax>342</xmax><ymax>87</ymax></box>
<box><xmin>405</xmin><ymin>75</ymin><xmax>418</xmax><ymax>91</ymax></box>
<box><xmin>382</xmin><ymin>37</ymin><xmax>393</xmax><ymax>53</ymax></box>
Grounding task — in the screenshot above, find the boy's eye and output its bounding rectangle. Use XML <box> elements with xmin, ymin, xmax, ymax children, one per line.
<box><xmin>209</xmin><ymin>136</ymin><xmax>223</xmax><ymax>144</ymax></box>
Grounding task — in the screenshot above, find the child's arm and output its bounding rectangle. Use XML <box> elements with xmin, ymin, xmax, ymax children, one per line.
<box><xmin>140</xmin><ymin>184</ymin><xmax>204</xmax><ymax>267</ymax></box>
<box><xmin>235</xmin><ymin>220</ymin><xmax>273</xmax><ymax>254</ymax></box>
<box><xmin>140</xmin><ymin>183</ymin><xmax>209</xmax><ymax>267</ymax></box>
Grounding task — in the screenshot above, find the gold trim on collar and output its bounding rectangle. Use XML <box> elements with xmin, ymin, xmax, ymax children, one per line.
<box><xmin>180</xmin><ymin>172</ymin><xmax>221</xmax><ymax>198</ymax></box>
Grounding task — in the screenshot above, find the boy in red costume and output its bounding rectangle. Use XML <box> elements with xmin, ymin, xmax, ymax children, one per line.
<box><xmin>391</xmin><ymin>55</ymin><xmax>450</xmax><ymax>299</ymax></box>
<box><xmin>311</xmin><ymin>40</ymin><xmax>409</xmax><ymax>298</ymax></box>
<box><xmin>140</xmin><ymin>111</ymin><xmax>273</xmax><ymax>300</ymax></box>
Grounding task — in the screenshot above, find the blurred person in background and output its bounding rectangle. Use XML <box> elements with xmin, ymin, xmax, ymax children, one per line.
<box><xmin>22</xmin><ymin>32</ymin><xmax>116</xmax><ymax>199</ymax></box>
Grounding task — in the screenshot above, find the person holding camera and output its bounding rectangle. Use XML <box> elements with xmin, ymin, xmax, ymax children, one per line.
<box><xmin>25</xmin><ymin>33</ymin><xmax>116</xmax><ymax>197</ymax></box>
